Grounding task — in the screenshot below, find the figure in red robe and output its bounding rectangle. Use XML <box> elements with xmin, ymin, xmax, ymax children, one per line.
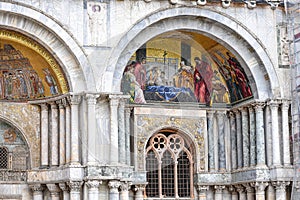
<box><xmin>134</xmin><ymin>57</ymin><xmax>147</xmax><ymax>90</ymax></box>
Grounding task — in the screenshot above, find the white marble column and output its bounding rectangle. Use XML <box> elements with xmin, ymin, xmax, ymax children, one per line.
<box><xmin>248</xmin><ymin>106</ymin><xmax>256</xmax><ymax>166</ymax></box>
<box><xmin>229</xmin><ymin>186</ymin><xmax>238</xmax><ymax>200</ymax></box>
<box><xmin>244</xmin><ymin>184</ymin><xmax>255</xmax><ymax>200</ymax></box>
<box><xmin>59</xmin><ymin>183</ymin><xmax>70</xmax><ymax>200</ymax></box>
<box><xmin>47</xmin><ymin>184</ymin><xmax>61</xmax><ymax>200</ymax></box>
<box><xmin>67</xmin><ymin>181</ymin><xmax>83</xmax><ymax>200</ymax></box>
<box><xmin>254</xmin><ymin>103</ymin><xmax>266</xmax><ymax>166</ymax></box>
<box><xmin>109</xmin><ymin>180</ymin><xmax>121</xmax><ymax>200</ymax></box>
<box><xmin>86</xmin><ymin>94</ymin><xmax>98</xmax><ymax>165</ymax></box>
<box><xmin>50</xmin><ymin>102</ymin><xmax>59</xmax><ymax>166</ymax></box>
<box><xmin>207</xmin><ymin>111</ymin><xmax>215</xmax><ymax>171</ymax></box>
<box><xmin>70</xmin><ymin>95</ymin><xmax>82</xmax><ymax>165</ymax></box>
<box><xmin>241</xmin><ymin>108</ymin><xmax>250</xmax><ymax>168</ymax></box>
<box><xmin>267</xmin><ymin>184</ymin><xmax>275</xmax><ymax>200</ymax></box>
<box><xmin>86</xmin><ymin>180</ymin><xmax>101</xmax><ymax>200</ymax></box>
<box><xmin>109</xmin><ymin>95</ymin><xmax>119</xmax><ymax>164</ymax></box>
<box><xmin>125</xmin><ymin>107</ymin><xmax>131</xmax><ymax>165</ymax></box>
<box><xmin>30</xmin><ymin>184</ymin><xmax>44</xmax><ymax>200</ymax></box>
<box><xmin>65</xmin><ymin>103</ymin><xmax>71</xmax><ymax>164</ymax></box>
<box><xmin>197</xmin><ymin>185</ymin><xmax>209</xmax><ymax>200</ymax></box>
<box><xmin>265</xmin><ymin>104</ymin><xmax>273</xmax><ymax>166</ymax></box>
<box><xmin>134</xmin><ymin>185</ymin><xmax>145</xmax><ymax>200</ymax></box>
<box><xmin>254</xmin><ymin>182</ymin><xmax>268</xmax><ymax>200</ymax></box>
<box><xmin>234</xmin><ymin>109</ymin><xmax>243</xmax><ymax>168</ymax></box>
<box><xmin>120</xmin><ymin>182</ymin><xmax>129</xmax><ymax>200</ymax></box>
<box><xmin>229</xmin><ymin>112</ymin><xmax>237</xmax><ymax>170</ymax></box>
<box><xmin>118</xmin><ymin>98</ymin><xmax>126</xmax><ymax>164</ymax></box>
<box><xmin>273</xmin><ymin>181</ymin><xmax>290</xmax><ymax>200</ymax></box>
<box><xmin>282</xmin><ymin>100</ymin><xmax>291</xmax><ymax>166</ymax></box>
<box><xmin>236</xmin><ymin>185</ymin><xmax>246</xmax><ymax>200</ymax></box>
<box><xmin>40</xmin><ymin>103</ymin><xmax>49</xmax><ymax>167</ymax></box>
<box><xmin>214</xmin><ymin>185</ymin><xmax>225</xmax><ymax>200</ymax></box>
<box><xmin>217</xmin><ymin>111</ymin><xmax>226</xmax><ymax>171</ymax></box>
<box><xmin>270</xmin><ymin>100</ymin><xmax>281</xmax><ymax>166</ymax></box>
<box><xmin>58</xmin><ymin>100</ymin><xmax>66</xmax><ymax>166</ymax></box>
<box><xmin>206</xmin><ymin>186</ymin><xmax>214</xmax><ymax>200</ymax></box>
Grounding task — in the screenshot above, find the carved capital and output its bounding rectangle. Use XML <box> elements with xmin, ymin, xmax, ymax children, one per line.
<box><xmin>254</xmin><ymin>182</ymin><xmax>268</xmax><ymax>192</ymax></box>
<box><xmin>228</xmin><ymin>185</ymin><xmax>237</xmax><ymax>193</ymax></box>
<box><xmin>109</xmin><ymin>96</ymin><xmax>119</xmax><ymax>107</ymax></box>
<box><xmin>67</xmin><ymin>181</ymin><xmax>83</xmax><ymax>192</ymax></box>
<box><xmin>272</xmin><ymin>181</ymin><xmax>290</xmax><ymax>192</ymax></box>
<box><xmin>30</xmin><ymin>184</ymin><xmax>44</xmax><ymax>193</ymax></box>
<box><xmin>235</xmin><ymin>185</ymin><xmax>245</xmax><ymax>193</ymax></box>
<box><xmin>281</xmin><ymin>100</ymin><xmax>291</xmax><ymax>111</ymax></box>
<box><xmin>86</xmin><ymin>180</ymin><xmax>102</xmax><ymax>189</ymax></box>
<box><xmin>69</xmin><ymin>95</ymin><xmax>82</xmax><ymax>105</ymax></box>
<box><xmin>269</xmin><ymin>99</ymin><xmax>280</xmax><ymax>109</ymax></box>
<box><xmin>243</xmin><ymin>183</ymin><xmax>254</xmax><ymax>193</ymax></box>
<box><xmin>133</xmin><ymin>184</ymin><xmax>146</xmax><ymax>192</ymax></box>
<box><xmin>214</xmin><ymin>185</ymin><xmax>226</xmax><ymax>193</ymax></box>
<box><xmin>40</xmin><ymin>103</ymin><xmax>48</xmax><ymax>111</ymax></box>
<box><xmin>85</xmin><ymin>94</ymin><xmax>98</xmax><ymax>105</ymax></box>
<box><xmin>108</xmin><ymin>180</ymin><xmax>121</xmax><ymax>190</ymax></box>
<box><xmin>47</xmin><ymin>184</ymin><xmax>61</xmax><ymax>196</ymax></box>
<box><xmin>197</xmin><ymin>185</ymin><xmax>209</xmax><ymax>193</ymax></box>
<box><xmin>120</xmin><ymin>182</ymin><xmax>131</xmax><ymax>191</ymax></box>
<box><xmin>59</xmin><ymin>183</ymin><xmax>69</xmax><ymax>192</ymax></box>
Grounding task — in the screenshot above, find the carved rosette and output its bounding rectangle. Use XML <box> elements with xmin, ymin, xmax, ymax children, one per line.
<box><xmin>67</xmin><ymin>181</ymin><xmax>83</xmax><ymax>192</ymax></box>
<box><xmin>136</xmin><ymin>115</ymin><xmax>206</xmax><ymax>171</ymax></box>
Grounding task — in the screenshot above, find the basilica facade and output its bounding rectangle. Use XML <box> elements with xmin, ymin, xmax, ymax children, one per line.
<box><xmin>0</xmin><ymin>0</ymin><xmax>297</xmax><ymax>199</ymax></box>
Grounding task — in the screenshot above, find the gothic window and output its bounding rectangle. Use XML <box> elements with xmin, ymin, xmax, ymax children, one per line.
<box><xmin>145</xmin><ymin>132</ymin><xmax>194</xmax><ymax>199</ymax></box>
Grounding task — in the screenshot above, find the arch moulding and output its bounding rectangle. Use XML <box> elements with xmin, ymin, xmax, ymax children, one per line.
<box><xmin>0</xmin><ymin>2</ymin><xmax>96</xmax><ymax>93</ymax></box>
<box><xmin>104</xmin><ymin>7</ymin><xmax>280</xmax><ymax>101</ymax></box>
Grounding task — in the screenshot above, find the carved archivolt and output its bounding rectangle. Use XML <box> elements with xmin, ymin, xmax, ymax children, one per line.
<box><xmin>135</xmin><ymin>114</ymin><xmax>206</xmax><ymax>172</ymax></box>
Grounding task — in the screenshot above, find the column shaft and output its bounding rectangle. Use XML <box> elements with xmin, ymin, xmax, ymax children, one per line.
<box><xmin>229</xmin><ymin>112</ymin><xmax>237</xmax><ymax>170</ymax></box>
<box><xmin>241</xmin><ymin>108</ymin><xmax>250</xmax><ymax>167</ymax></box>
<box><xmin>118</xmin><ymin>99</ymin><xmax>126</xmax><ymax>164</ymax></box>
<box><xmin>109</xmin><ymin>181</ymin><xmax>120</xmax><ymax>200</ymax></box>
<box><xmin>207</xmin><ymin>111</ymin><xmax>215</xmax><ymax>171</ymax></box>
<box><xmin>249</xmin><ymin>106</ymin><xmax>256</xmax><ymax>166</ymax></box>
<box><xmin>58</xmin><ymin>100</ymin><xmax>66</xmax><ymax>166</ymax></box>
<box><xmin>235</xmin><ymin>110</ymin><xmax>243</xmax><ymax>168</ymax></box>
<box><xmin>50</xmin><ymin>103</ymin><xmax>59</xmax><ymax>166</ymax></box>
<box><xmin>125</xmin><ymin>108</ymin><xmax>131</xmax><ymax>165</ymax></box>
<box><xmin>70</xmin><ymin>95</ymin><xmax>81</xmax><ymax>164</ymax></box>
<box><xmin>65</xmin><ymin>105</ymin><xmax>71</xmax><ymax>164</ymax></box>
<box><xmin>110</xmin><ymin>96</ymin><xmax>119</xmax><ymax>164</ymax></box>
<box><xmin>40</xmin><ymin>103</ymin><xmax>49</xmax><ymax>167</ymax></box>
<box><xmin>270</xmin><ymin>101</ymin><xmax>281</xmax><ymax>166</ymax></box>
<box><xmin>217</xmin><ymin>112</ymin><xmax>226</xmax><ymax>170</ymax></box>
<box><xmin>282</xmin><ymin>101</ymin><xmax>291</xmax><ymax>166</ymax></box>
<box><xmin>254</xmin><ymin>103</ymin><xmax>266</xmax><ymax>166</ymax></box>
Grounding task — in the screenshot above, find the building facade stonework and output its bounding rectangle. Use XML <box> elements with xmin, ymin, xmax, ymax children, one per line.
<box><xmin>0</xmin><ymin>0</ymin><xmax>297</xmax><ymax>199</ymax></box>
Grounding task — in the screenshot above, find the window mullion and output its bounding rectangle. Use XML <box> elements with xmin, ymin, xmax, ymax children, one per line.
<box><xmin>174</xmin><ymin>157</ymin><xmax>179</xmax><ymax>198</ymax></box>
<box><xmin>158</xmin><ymin>159</ymin><xmax>163</xmax><ymax>198</ymax></box>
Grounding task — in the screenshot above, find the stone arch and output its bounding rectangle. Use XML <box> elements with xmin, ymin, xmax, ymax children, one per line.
<box><xmin>0</xmin><ymin>115</ymin><xmax>32</xmax><ymax>169</ymax></box>
<box><xmin>0</xmin><ymin>2</ymin><xmax>96</xmax><ymax>92</ymax></box>
<box><xmin>104</xmin><ymin>7</ymin><xmax>279</xmax><ymax>101</ymax></box>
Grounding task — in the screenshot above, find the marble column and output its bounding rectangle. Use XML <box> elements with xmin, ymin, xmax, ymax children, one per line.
<box><xmin>47</xmin><ymin>184</ymin><xmax>61</xmax><ymax>200</ymax></box>
<box><xmin>282</xmin><ymin>100</ymin><xmax>291</xmax><ymax>166</ymax></box>
<box><xmin>207</xmin><ymin>111</ymin><xmax>215</xmax><ymax>171</ymax></box>
<box><xmin>265</xmin><ymin>104</ymin><xmax>273</xmax><ymax>166</ymax></box>
<box><xmin>125</xmin><ymin>107</ymin><xmax>131</xmax><ymax>165</ymax></box>
<box><xmin>234</xmin><ymin>109</ymin><xmax>243</xmax><ymax>168</ymax></box>
<box><xmin>65</xmin><ymin>103</ymin><xmax>71</xmax><ymax>164</ymax></box>
<box><xmin>118</xmin><ymin>98</ymin><xmax>126</xmax><ymax>164</ymax></box>
<box><xmin>70</xmin><ymin>95</ymin><xmax>81</xmax><ymax>165</ymax></box>
<box><xmin>206</xmin><ymin>186</ymin><xmax>214</xmax><ymax>200</ymax></box>
<box><xmin>214</xmin><ymin>185</ymin><xmax>225</xmax><ymax>200</ymax></box>
<box><xmin>86</xmin><ymin>180</ymin><xmax>102</xmax><ymax>200</ymax></box>
<box><xmin>236</xmin><ymin>185</ymin><xmax>246</xmax><ymax>200</ymax></box>
<box><xmin>273</xmin><ymin>181</ymin><xmax>290</xmax><ymax>200</ymax></box>
<box><xmin>134</xmin><ymin>185</ymin><xmax>145</xmax><ymax>200</ymax></box>
<box><xmin>58</xmin><ymin>100</ymin><xmax>66</xmax><ymax>166</ymax></box>
<box><xmin>120</xmin><ymin>182</ymin><xmax>129</xmax><ymax>200</ymax></box>
<box><xmin>30</xmin><ymin>184</ymin><xmax>44</xmax><ymax>200</ymax></box>
<box><xmin>241</xmin><ymin>108</ymin><xmax>250</xmax><ymax>168</ymax></box>
<box><xmin>50</xmin><ymin>102</ymin><xmax>59</xmax><ymax>166</ymax></box>
<box><xmin>67</xmin><ymin>181</ymin><xmax>83</xmax><ymax>200</ymax></box>
<box><xmin>40</xmin><ymin>103</ymin><xmax>49</xmax><ymax>167</ymax></box>
<box><xmin>248</xmin><ymin>106</ymin><xmax>256</xmax><ymax>166</ymax></box>
<box><xmin>270</xmin><ymin>100</ymin><xmax>281</xmax><ymax>166</ymax></box>
<box><xmin>229</xmin><ymin>186</ymin><xmax>238</xmax><ymax>200</ymax></box>
<box><xmin>254</xmin><ymin>103</ymin><xmax>266</xmax><ymax>166</ymax></box>
<box><xmin>109</xmin><ymin>95</ymin><xmax>119</xmax><ymax>164</ymax></box>
<box><xmin>217</xmin><ymin>112</ymin><xmax>226</xmax><ymax>171</ymax></box>
<box><xmin>86</xmin><ymin>94</ymin><xmax>98</xmax><ymax>164</ymax></box>
<box><xmin>109</xmin><ymin>180</ymin><xmax>121</xmax><ymax>200</ymax></box>
<box><xmin>229</xmin><ymin>112</ymin><xmax>237</xmax><ymax>170</ymax></box>
<box><xmin>254</xmin><ymin>182</ymin><xmax>268</xmax><ymax>200</ymax></box>
<box><xmin>59</xmin><ymin>183</ymin><xmax>70</xmax><ymax>200</ymax></box>
<box><xmin>244</xmin><ymin>184</ymin><xmax>255</xmax><ymax>200</ymax></box>
<box><xmin>197</xmin><ymin>185</ymin><xmax>209</xmax><ymax>200</ymax></box>
<box><xmin>267</xmin><ymin>184</ymin><xmax>275</xmax><ymax>200</ymax></box>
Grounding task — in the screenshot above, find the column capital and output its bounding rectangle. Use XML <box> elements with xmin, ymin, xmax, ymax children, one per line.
<box><xmin>49</xmin><ymin>101</ymin><xmax>58</xmax><ymax>109</ymax></box>
<box><xmin>254</xmin><ymin>182</ymin><xmax>269</xmax><ymax>192</ymax></box>
<box><xmin>235</xmin><ymin>184</ymin><xmax>245</xmax><ymax>193</ymax></box>
<box><xmin>197</xmin><ymin>185</ymin><xmax>209</xmax><ymax>192</ymax></box>
<box><xmin>56</xmin><ymin>99</ymin><xmax>64</xmax><ymax>109</ymax></box>
<box><xmin>85</xmin><ymin>93</ymin><xmax>99</xmax><ymax>105</ymax></box>
<box><xmin>86</xmin><ymin>180</ymin><xmax>102</xmax><ymax>189</ymax></box>
<box><xmin>109</xmin><ymin>96</ymin><xmax>119</xmax><ymax>107</ymax></box>
<box><xmin>214</xmin><ymin>185</ymin><xmax>226</xmax><ymax>193</ymax></box>
<box><xmin>268</xmin><ymin>99</ymin><xmax>280</xmax><ymax>108</ymax></box>
<box><xmin>67</xmin><ymin>181</ymin><xmax>83</xmax><ymax>192</ymax></box>
<box><xmin>243</xmin><ymin>183</ymin><xmax>254</xmax><ymax>193</ymax></box>
<box><xmin>281</xmin><ymin>99</ymin><xmax>291</xmax><ymax>110</ymax></box>
<box><xmin>233</xmin><ymin>109</ymin><xmax>241</xmax><ymax>116</ymax></box>
<box><xmin>120</xmin><ymin>182</ymin><xmax>131</xmax><ymax>191</ymax></box>
<box><xmin>133</xmin><ymin>184</ymin><xmax>147</xmax><ymax>191</ymax></box>
<box><xmin>207</xmin><ymin>110</ymin><xmax>215</xmax><ymax>116</ymax></box>
<box><xmin>228</xmin><ymin>185</ymin><xmax>236</xmax><ymax>193</ymax></box>
<box><xmin>59</xmin><ymin>182</ymin><xmax>69</xmax><ymax>192</ymax></box>
<box><xmin>252</xmin><ymin>102</ymin><xmax>265</xmax><ymax>111</ymax></box>
<box><xmin>272</xmin><ymin>181</ymin><xmax>290</xmax><ymax>192</ymax></box>
<box><xmin>69</xmin><ymin>94</ymin><xmax>82</xmax><ymax>105</ymax></box>
<box><xmin>108</xmin><ymin>180</ymin><xmax>121</xmax><ymax>189</ymax></box>
<box><xmin>47</xmin><ymin>183</ymin><xmax>61</xmax><ymax>196</ymax></box>
<box><xmin>29</xmin><ymin>184</ymin><xmax>44</xmax><ymax>193</ymax></box>
<box><xmin>228</xmin><ymin>111</ymin><xmax>235</xmax><ymax>118</ymax></box>
<box><xmin>248</xmin><ymin>106</ymin><xmax>254</xmax><ymax>113</ymax></box>
<box><xmin>40</xmin><ymin>103</ymin><xmax>48</xmax><ymax>110</ymax></box>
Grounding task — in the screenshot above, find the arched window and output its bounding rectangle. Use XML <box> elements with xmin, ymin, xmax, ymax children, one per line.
<box><xmin>145</xmin><ymin>132</ymin><xmax>194</xmax><ymax>199</ymax></box>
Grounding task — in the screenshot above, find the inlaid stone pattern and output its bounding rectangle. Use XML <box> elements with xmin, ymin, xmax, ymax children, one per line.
<box><xmin>0</xmin><ymin>103</ymin><xmax>40</xmax><ymax>168</ymax></box>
